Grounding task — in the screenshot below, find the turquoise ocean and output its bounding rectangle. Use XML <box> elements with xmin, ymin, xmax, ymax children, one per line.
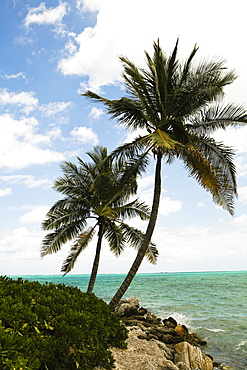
<box><xmin>14</xmin><ymin>271</ymin><xmax>247</xmax><ymax>370</ymax></box>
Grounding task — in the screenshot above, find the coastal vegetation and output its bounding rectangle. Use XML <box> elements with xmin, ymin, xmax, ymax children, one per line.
<box><xmin>83</xmin><ymin>39</ymin><xmax>247</xmax><ymax>308</ymax></box>
<box><xmin>41</xmin><ymin>145</ymin><xmax>158</xmax><ymax>292</ymax></box>
<box><xmin>0</xmin><ymin>276</ymin><xmax>127</xmax><ymax>369</ymax></box>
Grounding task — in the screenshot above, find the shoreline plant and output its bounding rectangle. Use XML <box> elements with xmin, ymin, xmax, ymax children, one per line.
<box><xmin>0</xmin><ymin>276</ymin><xmax>127</xmax><ymax>370</ymax></box>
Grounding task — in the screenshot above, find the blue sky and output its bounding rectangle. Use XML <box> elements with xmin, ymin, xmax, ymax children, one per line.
<box><xmin>0</xmin><ymin>0</ymin><xmax>247</xmax><ymax>276</ymax></box>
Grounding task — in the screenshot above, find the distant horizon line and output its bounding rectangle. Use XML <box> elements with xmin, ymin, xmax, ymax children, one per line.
<box><xmin>7</xmin><ymin>269</ymin><xmax>247</xmax><ymax>277</ymax></box>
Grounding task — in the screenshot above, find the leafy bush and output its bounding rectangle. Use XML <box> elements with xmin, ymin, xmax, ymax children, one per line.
<box><xmin>0</xmin><ymin>276</ymin><xmax>127</xmax><ymax>369</ymax></box>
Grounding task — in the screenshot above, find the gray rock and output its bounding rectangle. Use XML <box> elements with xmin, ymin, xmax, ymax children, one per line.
<box><xmin>151</xmin><ymin>339</ymin><xmax>175</xmax><ymax>361</ymax></box>
<box><xmin>176</xmin><ymin>362</ymin><xmax>191</xmax><ymax>370</ymax></box>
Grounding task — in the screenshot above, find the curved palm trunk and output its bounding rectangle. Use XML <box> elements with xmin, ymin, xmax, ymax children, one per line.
<box><xmin>87</xmin><ymin>223</ymin><xmax>105</xmax><ymax>293</ymax></box>
<box><xmin>109</xmin><ymin>152</ymin><xmax>162</xmax><ymax>310</ymax></box>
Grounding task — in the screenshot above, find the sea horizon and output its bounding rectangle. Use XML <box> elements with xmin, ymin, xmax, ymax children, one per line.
<box><xmin>6</xmin><ymin>269</ymin><xmax>247</xmax><ymax>278</ymax></box>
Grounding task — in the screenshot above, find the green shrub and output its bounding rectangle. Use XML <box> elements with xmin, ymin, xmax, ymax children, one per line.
<box><xmin>0</xmin><ymin>276</ymin><xmax>127</xmax><ymax>370</ymax></box>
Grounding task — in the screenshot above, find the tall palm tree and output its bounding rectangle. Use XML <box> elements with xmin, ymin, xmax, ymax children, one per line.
<box><xmin>41</xmin><ymin>146</ymin><xmax>158</xmax><ymax>293</ymax></box>
<box><xmin>83</xmin><ymin>40</ymin><xmax>247</xmax><ymax>308</ymax></box>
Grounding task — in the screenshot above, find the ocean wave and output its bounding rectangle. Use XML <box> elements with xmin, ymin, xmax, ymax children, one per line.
<box><xmin>236</xmin><ymin>340</ymin><xmax>247</xmax><ymax>349</ymax></box>
<box><xmin>164</xmin><ymin>312</ymin><xmax>192</xmax><ymax>327</ymax></box>
<box><xmin>202</xmin><ymin>327</ymin><xmax>225</xmax><ymax>333</ymax></box>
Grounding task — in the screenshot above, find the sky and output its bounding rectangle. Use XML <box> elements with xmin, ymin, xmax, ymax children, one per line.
<box><xmin>0</xmin><ymin>0</ymin><xmax>247</xmax><ymax>277</ymax></box>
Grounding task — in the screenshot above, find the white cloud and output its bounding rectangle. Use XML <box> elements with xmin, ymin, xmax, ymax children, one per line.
<box><xmin>56</xmin><ymin>0</ymin><xmax>202</xmax><ymax>90</ymax></box>
<box><xmin>1</xmin><ymin>72</ymin><xmax>27</xmax><ymax>82</ymax></box>
<box><xmin>40</xmin><ymin>101</ymin><xmax>73</xmax><ymax>116</ymax></box>
<box><xmin>0</xmin><ymin>227</ymin><xmax>40</xmax><ymax>257</ymax></box>
<box><xmin>19</xmin><ymin>205</ymin><xmax>50</xmax><ymax>224</ymax></box>
<box><xmin>55</xmin><ymin>0</ymin><xmax>247</xmax><ymax>104</ymax></box>
<box><xmin>24</xmin><ymin>2</ymin><xmax>70</xmax><ymax>28</ymax></box>
<box><xmin>0</xmin><ymin>188</ymin><xmax>12</xmax><ymax>197</ymax></box>
<box><xmin>0</xmin><ymin>175</ymin><xmax>52</xmax><ymax>189</ymax></box>
<box><xmin>89</xmin><ymin>107</ymin><xmax>103</xmax><ymax>120</ymax></box>
<box><xmin>234</xmin><ymin>214</ymin><xmax>247</xmax><ymax>225</ymax></box>
<box><xmin>0</xmin><ymin>226</ymin><xmax>74</xmax><ymax>275</ymax></box>
<box><xmin>198</xmin><ymin>202</ymin><xmax>205</xmax><ymax>207</ymax></box>
<box><xmin>212</xmin><ymin>125</ymin><xmax>247</xmax><ymax>178</ymax></box>
<box><xmin>0</xmin><ymin>88</ymin><xmax>38</xmax><ymax>114</ymax></box>
<box><xmin>213</xmin><ymin>126</ymin><xmax>247</xmax><ymax>154</ymax></box>
<box><xmin>0</xmin><ymin>114</ymin><xmax>64</xmax><ymax>170</ymax></box>
<box><xmin>238</xmin><ymin>186</ymin><xmax>247</xmax><ymax>204</ymax></box>
<box><xmin>76</xmin><ymin>0</ymin><xmax>100</xmax><ymax>14</ymax></box>
<box><xmin>70</xmin><ymin>126</ymin><xmax>99</xmax><ymax>144</ymax></box>
<box><xmin>153</xmin><ymin>219</ymin><xmax>247</xmax><ymax>271</ymax></box>
<box><xmin>137</xmin><ymin>174</ymin><xmax>155</xmax><ymax>191</ymax></box>
<box><xmin>235</xmin><ymin>156</ymin><xmax>247</xmax><ymax>177</ymax></box>
<box><xmin>123</xmin><ymin>128</ymin><xmax>149</xmax><ymax>145</ymax></box>
<box><xmin>159</xmin><ymin>196</ymin><xmax>183</xmax><ymax>216</ymax></box>
<box><xmin>139</xmin><ymin>186</ymin><xmax>183</xmax><ymax>216</ymax></box>
<box><xmin>58</xmin><ymin>24</ymin><xmax>124</xmax><ymax>90</ymax></box>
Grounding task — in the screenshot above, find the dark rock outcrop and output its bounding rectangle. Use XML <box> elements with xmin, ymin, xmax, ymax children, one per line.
<box><xmin>113</xmin><ymin>297</ymin><xmax>213</xmax><ymax>370</ymax></box>
<box><xmin>117</xmin><ymin>296</ymin><xmax>207</xmax><ymax>348</ymax></box>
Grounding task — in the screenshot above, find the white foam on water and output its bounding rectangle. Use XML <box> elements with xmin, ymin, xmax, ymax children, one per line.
<box><xmin>202</xmin><ymin>327</ymin><xmax>225</xmax><ymax>333</ymax></box>
<box><xmin>164</xmin><ymin>311</ymin><xmax>192</xmax><ymax>327</ymax></box>
<box><xmin>236</xmin><ymin>340</ymin><xmax>247</xmax><ymax>349</ymax></box>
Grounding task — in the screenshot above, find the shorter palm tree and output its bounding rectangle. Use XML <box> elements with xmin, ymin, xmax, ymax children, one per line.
<box><xmin>41</xmin><ymin>146</ymin><xmax>158</xmax><ymax>292</ymax></box>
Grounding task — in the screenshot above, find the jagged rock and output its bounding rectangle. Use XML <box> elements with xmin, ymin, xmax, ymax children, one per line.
<box><xmin>128</xmin><ymin>314</ymin><xmax>146</xmax><ymax>321</ymax></box>
<box><xmin>149</xmin><ymin>326</ymin><xmax>178</xmax><ymax>337</ymax></box>
<box><xmin>126</xmin><ymin>296</ymin><xmax>139</xmax><ymax>307</ymax></box>
<box><xmin>162</xmin><ymin>360</ymin><xmax>181</xmax><ymax>369</ymax></box>
<box><xmin>146</xmin><ymin>326</ymin><xmax>181</xmax><ymax>345</ymax></box>
<box><xmin>122</xmin><ymin>319</ymin><xmax>141</xmax><ymax>326</ymax></box>
<box><xmin>186</xmin><ymin>332</ymin><xmax>207</xmax><ymax>346</ymax></box>
<box><xmin>152</xmin><ymin>339</ymin><xmax>175</xmax><ymax>361</ymax></box>
<box><xmin>138</xmin><ymin>307</ymin><xmax>147</xmax><ymax>315</ymax></box>
<box><xmin>176</xmin><ymin>363</ymin><xmax>191</xmax><ymax>370</ymax></box>
<box><xmin>107</xmin><ymin>327</ymin><xmax>178</xmax><ymax>370</ymax></box>
<box><xmin>175</xmin><ymin>341</ymin><xmax>213</xmax><ymax>370</ymax></box>
<box><xmin>163</xmin><ymin>317</ymin><xmax>178</xmax><ymax>328</ymax></box>
<box><xmin>175</xmin><ymin>324</ymin><xmax>189</xmax><ymax>336</ymax></box>
<box><xmin>146</xmin><ymin>313</ymin><xmax>162</xmax><ymax>325</ymax></box>
<box><xmin>115</xmin><ymin>296</ymin><xmax>140</xmax><ymax>317</ymax></box>
<box><xmin>116</xmin><ymin>303</ymin><xmax>138</xmax><ymax>317</ymax></box>
<box><xmin>100</xmin><ymin>298</ymin><xmax>214</xmax><ymax>370</ymax></box>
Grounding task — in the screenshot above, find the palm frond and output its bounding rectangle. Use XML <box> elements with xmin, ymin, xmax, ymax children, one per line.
<box><xmin>61</xmin><ymin>227</ymin><xmax>96</xmax><ymax>274</ymax></box>
<box><xmin>104</xmin><ymin>221</ymin><xmax>125</xmax><ymax>256</ymax></box>
<box><xmin>54</xmin><ymin>172</ymin><xmax>92</xmax><ymax>198</ymax></box>
<box><xmin>41</xmin><ymin>220</ymin><xmax>87</xmax><ymax>257</ymax></box>
<box><xmin>95</xmin><ymin>205</ymin><xmax>118</xmax><ymax>220</ymax></box>
<box><xmin>187</xmin><ymin>104</ymin><xmax>247</xmax><ymax>134</ymax></box>
<box><xmin>192</xmin><ymin>135</ymin><xmax>237</xmax><ymax>194</ymax></box>
<box><xmin>115</xmin><ymin>199</ymin><xmax>150</xmax><ymax>220</ymax></box>
<box><xmin>179</xmin><ymin>145</ymin><xmax>235</xmax><ymax>215</ymax></box>
<box><xmin>111</xmin><ymin>137</ymin><xmax>150</xmax><ymax>161</ymax></box>
<box><xmin>179</xmin><ymin>44</ymin><xmax>199</xmax><ymax>85</ymax></box>
<box><xmin>120</xmin><ymin>56</ymin><xmax>159</xmax><ymax>125</ymax></box>
<box><xmin>145</xmin><ymin>243</ymin><xmax>159</xmax><ymax>264</ymax></box>
<box><xmin>118</xmin><ymin>223</ymin><xmax>158</xmax><ymax>264</ymax></box>
<box><xmin>149</xmin><ymin>129</ymin><xmax>181</xmax><ymax>151</ymax></box>
<box><xmin>42</xmin><ymin>199</ymin><xmax>90</xmax><ymax>230</ymax></box>
<box><xmin>172</xmin><ymin>59</ymin><xmax>237</xmax><ymax>118</ymax></box>
<box><xmin>85</xmin><ymin>145</ymin><xmax>108</xmax><ymax>165</ymax></box>
<box><xmin>102</xmin><ymin>151</ymin><xmax>150</xmax><ymax>209</ymax></box>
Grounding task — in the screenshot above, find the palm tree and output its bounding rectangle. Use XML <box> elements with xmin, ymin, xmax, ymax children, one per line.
<box><xmin>41</xmin><ymin>146</ymin><xmax>158</xmax><ymax>293</ymax></box>
<box><xmin>83</xmin><ymin>39</ymin><xmax>247</xmax><ymax>308</ymax></box>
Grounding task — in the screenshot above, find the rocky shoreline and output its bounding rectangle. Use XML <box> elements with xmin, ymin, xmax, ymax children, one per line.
<box><xmin>95</xmin><ymin>297</ymin><xmax>235</xmax><ymax>370</ymax></box>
